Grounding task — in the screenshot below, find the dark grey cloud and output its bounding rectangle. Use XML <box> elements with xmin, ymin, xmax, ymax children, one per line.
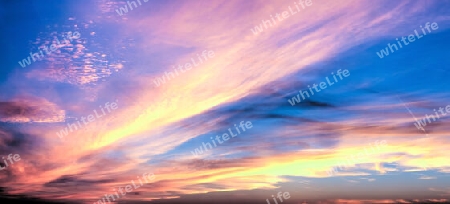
<box><xmin>0</xmin><ymin>97</ymin><xmax>64</xmax><ymax>123</ymax></box>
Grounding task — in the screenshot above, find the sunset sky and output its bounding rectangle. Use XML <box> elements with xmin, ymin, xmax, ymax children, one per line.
<box><xmin>0</xmin><ymin>0</ymin><xmax>450</xmax><ymax>203</ymax></box>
